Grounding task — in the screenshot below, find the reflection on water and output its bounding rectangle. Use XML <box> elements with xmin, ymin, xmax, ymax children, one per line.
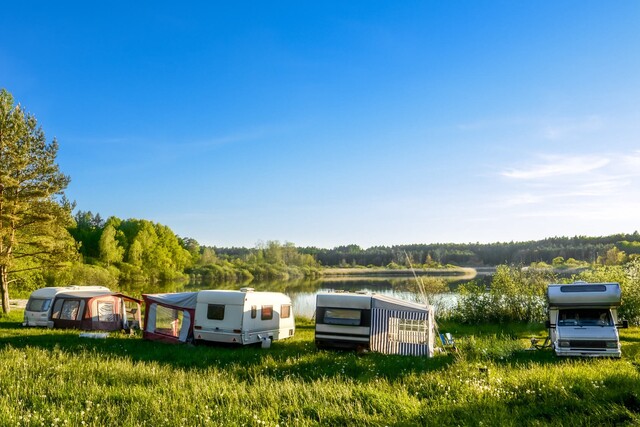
<box><xmin>118</xmin><ymin>276</ymin><xmax>465</xmax><ymax>319</ymax></box>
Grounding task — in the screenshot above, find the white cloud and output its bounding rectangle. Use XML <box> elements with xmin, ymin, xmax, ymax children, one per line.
<box><xmin>496</xmin><ymin>150</ymin><xmax>640</xmax><ymax>224</ymax></box>
<box><xmin>501</xmin><ymin>155</ymin><xmax>610</xmax><ymax>180</ymax></box>
<box><xmin>541</xmin><ymin>115</ymin><xmax>604</xmax><ymax>141</ymax></box>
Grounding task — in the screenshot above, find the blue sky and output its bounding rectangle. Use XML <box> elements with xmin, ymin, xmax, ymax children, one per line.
<box><xmin>2</xmin><ymin>1</ymin><xmax>639</xmax><ymax>248</ymax></box>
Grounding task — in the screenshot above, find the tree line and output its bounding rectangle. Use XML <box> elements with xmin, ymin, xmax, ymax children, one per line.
<box><xmin>270</xmin><ymin>235</ymin><xmax>639</xmax><ymax>267</ymax></box>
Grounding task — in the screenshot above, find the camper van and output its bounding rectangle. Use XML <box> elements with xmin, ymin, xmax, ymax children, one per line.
<box><xmin>143</xmin><ymin>288</ymin><xmax>295</xmax><ymax>345</ymax></box>
<box><xmin>49</xmin><ymin>290</ymin><xmax>142</xmax><ymax>331</ymax></box>
<box><xmin>547</xmin><ymin>282</ymin><xmax>628</xmax><ymax>357</ymax></box>
<box><xmin>23</xmin><ymin>286</ymin><xmax>110</xmax><ymax>327</ymax></box>
<box><xmin>315</xmin><ymin>292</ymin><xmax>435</xmax><ymax>356</ymax></box>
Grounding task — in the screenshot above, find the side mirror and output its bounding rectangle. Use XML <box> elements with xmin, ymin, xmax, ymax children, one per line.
<box><xmin>620</xmin><ymin>320</ymin><xmax>629</xmax><ymax>329</ymax></box>
<box><xmin>545</xmin><ymin>320</ymin><xmax>551</xmax><ymax>329</ymax></box>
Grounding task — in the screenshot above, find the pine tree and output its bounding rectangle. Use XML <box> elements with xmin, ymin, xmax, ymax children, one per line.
<box><xmin>0</xmin><ymin>89</ymin><xmax>76</xmax><ymax>313</ymax></box>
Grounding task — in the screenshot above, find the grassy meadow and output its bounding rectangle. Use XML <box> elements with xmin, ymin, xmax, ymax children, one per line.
<box><xmin>1</xmin><ymin>311</ymin><xmax>640</xmax><ymax>426</ymax></box>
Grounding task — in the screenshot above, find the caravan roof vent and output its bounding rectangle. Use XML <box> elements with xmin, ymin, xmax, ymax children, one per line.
<box><xmin>240</xmin><ymin>287</ymin><xmax>255</xmax><ymax>292</ymax></box>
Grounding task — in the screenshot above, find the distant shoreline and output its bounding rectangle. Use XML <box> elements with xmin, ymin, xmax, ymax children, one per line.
<box><xmin>323</xmin><ymin>266</ymin><xmax>481</xmax><ymax>280</ymax></box>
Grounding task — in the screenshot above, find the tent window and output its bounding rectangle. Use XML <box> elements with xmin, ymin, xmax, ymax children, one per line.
<box><xmin>98</xmin><ymin>301</ymin><xmax>115</xmax><ymax>322</ymax></box>
<box><xmin>324</xmin><ymin>309</ymin><xmax>361</xmax><ymax>326</ymax></box>
<box><xmin>261</xmin><ymin>305</ymin><xmax>273</xmax><ymax>320</ymax></box>
<box><xmin>388</xmin><ymin>318</ymin><xmax>428</xmax><ymax>344</ymax></box>
<box><xmin>207</xmin><ymin>304</ymin><xmax>225</xmax><ymax>320</ymax></box>
<box><xmin>155</xmin><ymin>305</ymin><xmax>183</xmax><ymax>338</ymax></box>
<box><xmin>281</xmin><ymin>304</ymin><xmax>291</xmax><ymax>319</ymax></box>
<box><xmin>26</xmin><ymin>298</ymin><xmax>51</xmax><ymax>312</ymax></box>
<box><xmin>60</xmin><ymin>300</ymin><xmax>80</xmax><ymax>320</ymax></box>
<box><xmin>251</xmin><ymin>305</ymin><xmax>257</xmax><ymax>319</ymax></box>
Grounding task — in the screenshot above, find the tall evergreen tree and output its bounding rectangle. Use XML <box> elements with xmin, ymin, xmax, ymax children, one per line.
<box><xmin>0</xmin><ymin>89</ymin><xmax>76</xmax><ymax>313</ymax></box>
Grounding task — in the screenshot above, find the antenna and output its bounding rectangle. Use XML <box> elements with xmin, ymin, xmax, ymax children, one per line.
<box><xmin>404</xmin><ymin>250</ymin><xmax>442</xmax><ymax>349</ymax></box>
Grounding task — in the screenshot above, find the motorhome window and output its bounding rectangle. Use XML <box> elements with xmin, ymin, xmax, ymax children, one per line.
<box><xmin>251</xmin><ymin>305</ymin><xmax>257</xmax><ymax>318</ymax></box>
<box><xmin>323</xmin><ymin>309</ymin><xmax>361</xmax><ymax>326</ymax></box>
<box><xmin>281</xmin><ymin>304</ymin><xmax>291</xmax><ymax>319</ymax></box>
<box><xmin>262</xmin><ymin>305</ymin><xmax>273</xmax><ymax>320</ymax></box>
<box><xmin>60</xmin><ymin>300</ymin><xmax>80</xmax><ymax>320</ymax></box>
<box><xmin>207</xmin><ymin>304</ymin><xmax>225</xmax><ymax>320</ymax></box>
<box><xmin>97</xmin><ymin>301</ymin><xmax>115</xmax><ymax>322</ymax></box>
<box><xmin>26</xmin><ymin>298</ymin><xmax>51</xmax><ymax>312</ymax></box>
<box><xmin>558</xmin><ymin>308</ymin><xmax>612</xmax><ymax>326</ymax></box>
<box><xmin>560</xmin><ymin>285</ymin><xmax>607</xmax><ymax>293</ymax></box>
<box><xmin>388</xmin><ymin>318</ymin><xmax>428</xmax><ymax>344</ymax></box>
<box><xmin>155</xmin><ymin>305</ymin><xmax>182</xmax><ymax>337</ymax></box>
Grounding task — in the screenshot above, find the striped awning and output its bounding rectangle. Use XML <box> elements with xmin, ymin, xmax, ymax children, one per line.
<box><xmin>370</xmin><ymin>308</ymin><xmax>434</xmax><ymax>356</ymax></box>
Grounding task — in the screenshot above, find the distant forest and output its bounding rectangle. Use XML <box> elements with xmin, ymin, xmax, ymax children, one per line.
<box><xmin>214</xmin><ymin>232</ymin><xmax>640</xmax><ymax>267</ymax></box>
<box><xmin>63</xmin><ymin>211</ymin><xmax>639</xmax><ymax>292</ymax></box>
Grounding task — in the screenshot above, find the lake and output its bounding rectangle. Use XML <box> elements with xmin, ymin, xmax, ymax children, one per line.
<box><xmin>120</xmin><ymin>273</ymin><xmax>481</xmax><ymax>318</ymax></box>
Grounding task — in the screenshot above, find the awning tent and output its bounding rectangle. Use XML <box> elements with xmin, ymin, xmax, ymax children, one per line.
<box><xmin>51</xmin><ymin>291</ymin><xmax>142</xmax><ymax>331</ymax></box>
<box><xmin>143</xmin><ymin>292</ymin><xmax>198</xmax><ymax>343</ymax></box>
<box><xmin>369</xmin><ymin>295</ymin><xmax>435</xmax><ymax>356</ymax></box>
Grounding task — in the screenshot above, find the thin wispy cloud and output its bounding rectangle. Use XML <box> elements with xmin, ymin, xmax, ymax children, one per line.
<box><xmin>497</xmin><ymin>151</ymin><xmax>640</xmax><ymax>223</ymax></box>
<box><xmin>501</xmin><ymin>155</ymin><xmax>610</xmax><ymax>180</ymax></box>
<box><xmin>541</xmin><ymin>115</ymin><xmax>604</xmax><ymax>141</ymax></box>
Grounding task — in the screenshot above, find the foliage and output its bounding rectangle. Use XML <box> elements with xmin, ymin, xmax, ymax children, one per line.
<box><xmin>188</xmin><ymin>240</ymin><xmax>322</xmax><ymax>283</ymax></box>
<box><xmin>577</xmin><ymin>259</ymin><xmax>640</xmax><ymax>325</ymax></box>
<box><xmin>0</xmin><ymin>88</ymin><xmax>76</xmax><ymax>312</ymax></box>
<box><xmin>454</xmin><ymin>265</ymin><xmax>555</xmax><ymax>324</ymax></box>
<box><xmin>267</xmin><ymin>232</ymin><xmax>640</xmax><ymax>267</ymax></box>
<box><xmin>70</xmin><ymin>215</ymin><xmax>193</xmax><ymax>283</ymax></box>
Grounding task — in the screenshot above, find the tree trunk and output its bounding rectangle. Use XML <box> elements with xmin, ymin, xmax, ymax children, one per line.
<box><xmin>0</xmin><ymin>264</ymin><xmax>10</xmax><ymax>314</ymax></box>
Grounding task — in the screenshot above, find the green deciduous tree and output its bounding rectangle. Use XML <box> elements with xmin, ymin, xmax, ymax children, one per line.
<box><xmin>99</xmin><ymin>224</ymin><xmax>124</xmax><ymax>266</ymax></box>
<box><xmin>0</xmin><ymin>89</ymin><xmax>76</xmax><ymax>313</ymax></box>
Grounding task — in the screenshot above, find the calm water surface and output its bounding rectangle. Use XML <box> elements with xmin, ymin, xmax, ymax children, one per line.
<box><xmin>121</xmin><ymin>275</ymin><xmax>474</xmax><ymax>318</ymax></box>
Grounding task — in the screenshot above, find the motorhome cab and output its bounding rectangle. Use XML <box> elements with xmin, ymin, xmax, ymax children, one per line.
<box><xmin>547</xmin><ymin>282</ymin><xmax>628</xmax><ymax>357</ymax></box>
<box><xmin>315</xmin><ymin>292</ymin><xmax>435</xmax><ymax>356</ymax></box>
<box><xmin>23</xmin><ymin>286</ymin><xmax>110</xmax><ymax>327</ymax></box>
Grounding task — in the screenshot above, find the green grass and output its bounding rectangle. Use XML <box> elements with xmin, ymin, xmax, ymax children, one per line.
<box><xmin>1</xmin><ymin>311</ymin><xmax>640</xmax><ymax>426</ymax></box>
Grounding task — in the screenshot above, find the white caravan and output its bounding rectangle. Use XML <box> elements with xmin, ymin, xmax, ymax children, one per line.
<box><xmin>546</xmin><ymin>282</ymin><xmax>628</xmax><ymax>358</ymax></box>
<box><xmin>315</xmin><ymin>292</ymin><xmax>435</xmax><ymax>356</ymax></box>
<box><xmin>192</xmin><ymin>288</ymin><xmax>295</xmax><ymax>345</ymax></box>
<box><xmin>23</xmin><ymin>286</ymin><xmax>110</xmax><ymax>327</ymax></box>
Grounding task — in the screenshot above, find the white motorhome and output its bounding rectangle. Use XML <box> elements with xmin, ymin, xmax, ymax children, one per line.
<box><xmin>193</xmin><ymin>289</ymin><xmax>295</xmax><ymax>345</ymax></box>
<box><xmin>23</xmin><ymin>286</ymin><xmax>110</xmax><ymax>327</ymax></box>
<box><xmin>315</xmin><ymin>292</ymin><xmax>435</xmax><ymax>356</ymax></box>
<box><xmin>547</xmin><ymin>282</ymin><xmax>628</xmax><ymax>357</ymax></box>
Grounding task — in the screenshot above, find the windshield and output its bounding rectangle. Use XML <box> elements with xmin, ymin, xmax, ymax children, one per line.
<box><xmin>558</xmin><ymin>308</ymin><xmax>612</xmax><ymax>326</ymax></box>
<box><xmin>26</xmin><ymin>298</ymin><xmax>52</xmax><ymax>312</ymax></box>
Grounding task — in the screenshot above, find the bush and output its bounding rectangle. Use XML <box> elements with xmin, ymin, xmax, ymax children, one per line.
<box><xmin>454</xmin><ymin>265</ymin><xmax>554</xmax><ymax>323</ymax></box>
<box><xmin>577</xmin><ymin>259</ymin><xmax>640</xmax><ymax>325</ymax></box>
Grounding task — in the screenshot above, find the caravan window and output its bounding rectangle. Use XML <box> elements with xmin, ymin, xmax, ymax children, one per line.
<box><xmin>60</xmin><ymin>300</ymin><xmax>80</xmax><ymax>320</ymax></box>
<box><xmin>26</xmin><ymin>298</ymin><xmax>51</xmax><ymax>312</ymax></box>
<box><xmin>97</xmin><ymin>301</ymin><xmax>115</xmax><ymax>322</ymax></box>
<box><xmin>323</xmin><ymin>309</ymin><xmax>361</xmax><ymax>326</ymax></box>
<box><xmin>207</xmin><ymin>304</ymin><xmax>225</xmax><ymax>320</ymax></box>
<box><xmin>281</xmin><ymin>304</ymin><xmax>291</xmax><ymax>319</ymax></box>
<box><xmin>251</xmin><ymin>305</ymin><xmax>257</xmax><ymax>319</ymax></box>
<box><xmin>261</xmin><ymin>305</ymin><xmax>273</xmax><ymax>320</ymax></box>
